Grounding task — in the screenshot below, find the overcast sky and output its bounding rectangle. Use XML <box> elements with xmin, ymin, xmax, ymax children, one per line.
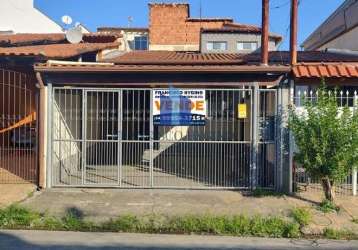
<box><xmin>35</xmin><ymin>0</ymin><xmax>344</xmax><ymax>50</ymax></box>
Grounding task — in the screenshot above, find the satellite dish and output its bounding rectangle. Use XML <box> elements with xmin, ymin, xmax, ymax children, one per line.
<box><xmin>61</xmin><ymin>15</ymin><xmax>73</xmax><ymax>25</ymax></box>
<box><xmin>65</xmin><ymin>26</ymin><xmax>83</xmax><ymax>44</ymax></box>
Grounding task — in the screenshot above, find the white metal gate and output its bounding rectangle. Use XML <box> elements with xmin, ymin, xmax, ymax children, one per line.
<box><xmin>50</xmin><ymin>87</ymin><xmax>276</xmax><ymax>189</ymax></box>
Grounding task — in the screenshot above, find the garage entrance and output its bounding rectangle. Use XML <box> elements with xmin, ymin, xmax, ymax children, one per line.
<box><xmin>50</xmin><ymin>87</ymin><xmax>276</xmax><ymax>189</ymax></box>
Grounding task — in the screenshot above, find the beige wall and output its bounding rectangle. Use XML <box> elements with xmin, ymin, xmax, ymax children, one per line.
<box><xmin>318</xmin><ymin>26</ymin><xmax>358</xmax><ymax>51</ymax></box>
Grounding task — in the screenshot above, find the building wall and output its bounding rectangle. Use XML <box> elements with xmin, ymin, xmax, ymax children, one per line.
<box><xmin>302</xmin><ymin>0</ymin><xmax>358</xmax><ymax>51</ymax></box>
<box><xmin>149</xmin><ymin>3</ymin><xmax>229</xmax><ymax>51</ymax></box>
<box><xmin>201</xmin><ymin>33</ymin><xmax>278</xmax><ymax>53</ymax></box>
<box><xmin>98</xmin><ymin>28</ymin><xmax>148</xmax><ymax>55</ymax></box>
<box><xmin>317</xmin><ymin>26</ymin><xmax>358</xmax><ymax>51</ymax></box>
<box><xmin>0</xmin><ymin>0</ymin><xmax>63</xmax><ymax>33</ymax></box>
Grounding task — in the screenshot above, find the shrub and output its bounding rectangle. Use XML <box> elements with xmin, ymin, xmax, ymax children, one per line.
<box><xmin>291</xmin><ymin>207</ymin><xmax>312</xmax><ymax>226</ymax></box>
<box><xmin>289</xmin><ymin>85</ymin><xmax>358</xmax><ymax>204</ymax></box>
<box><xmin>318</xmin><ymin>199</ymin><xmax>340</xmax><ymax>213</ymax></box>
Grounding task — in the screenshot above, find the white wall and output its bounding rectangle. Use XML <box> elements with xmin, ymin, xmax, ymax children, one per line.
<box><xmin>0</xmin><ymin>0</ymin><xmax>63</xmax><ymax>33</ymax></box>
<box><xmin>318</xmin><ymin>26</ymin><xmax>358</xmax><ymax>51</ymax></box>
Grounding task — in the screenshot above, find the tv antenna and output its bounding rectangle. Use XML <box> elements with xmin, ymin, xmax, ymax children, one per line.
<box><xmin>128</xmin><ymin>16</ymin><xmax>133</xmax><ymax>27</ymax></box>
<box><xmin>65</xmin><ymin>25</ymin><xmax>83</xmax><ymax>44</ymax></box>
<box><xmin>61</xmin><ymin>15</ymin><xmax>83</xmax><ymax>44</ymax></box>
<box><xmin>61</xmin><ymin>15</ymin><xmax>73</xmax><ymax>25</ymax></box>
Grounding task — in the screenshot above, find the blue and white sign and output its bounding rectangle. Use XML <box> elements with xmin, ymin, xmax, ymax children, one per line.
<box><xmin>153</xmin><ymin>89</ymin><xmax>206</xmax><ymax>126</ymax></box>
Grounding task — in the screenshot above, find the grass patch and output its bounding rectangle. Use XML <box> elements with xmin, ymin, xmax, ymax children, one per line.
<box><xmin>323</xmin><ymin>228</ymin><xmax>356</xmax><ymax>240</ymax></box>
<box><xmin>0</xmin><ymin>205</ymin><xmax>300</xmax><ymax>238</ymax></box>
<box><xmin>0</xmin><ymin>205</ymin><xmax>40</xmax><ymax>228</ymax></box>
<box><xmin>1</xmin><ymin>205</ymin><xmax>357</xmax><ymax>240</ymax></box>
<box><xmin>291</xmin><ymin>207</ymin><xmax>311</xmax><ymax>227</ymax></box>
<box><xmin>352</xmin><ymin>218</ymin><xmax>358</xmax><ymax>224</ymax></box>
<box><xmin>318</xmin><ymin>200</ymin><xmax>340</xmax><ymax>213</ymax></box>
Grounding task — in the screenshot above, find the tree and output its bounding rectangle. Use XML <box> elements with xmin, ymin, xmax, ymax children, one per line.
<box><xmin>289</xmin><ymin>87</ymin><xmax>358</xmax><ymax>203</ymax></box>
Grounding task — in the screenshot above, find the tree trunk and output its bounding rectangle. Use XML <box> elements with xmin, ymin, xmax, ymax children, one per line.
<box><xmin>321</xmin><ymin>177</ymin><xmax>335</xmax><ymax>202</ymax></box>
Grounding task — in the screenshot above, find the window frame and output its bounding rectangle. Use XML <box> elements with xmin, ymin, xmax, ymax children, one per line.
<box><xmin>206</xmin><ymin>41</ymin><xmax>228</xmax><ymax>51</ymax></box>
<box><xmin>134</xmin><ymin>35</ymin><xmax>148</xmax><ymax>50</ymax></box>
<box><xmin>237</xmin><ymin>41</ymin><xmax>258</xmax><ymax>51</ymax></box>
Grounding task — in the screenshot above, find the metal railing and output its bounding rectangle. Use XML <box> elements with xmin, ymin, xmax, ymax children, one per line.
<box><xmin>0</xmin><ymin>68</ymin><xmax>38</xmax><ymax>184</ymax></box>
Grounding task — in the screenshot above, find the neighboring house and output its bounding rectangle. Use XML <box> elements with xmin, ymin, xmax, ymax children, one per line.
<box><xmin>0</xmin><ymin>0</ymin><xmax>63</xmax><ymax>33</ymax></box>
<box><xmin>0</xmin><ymin>33</ymin><xmax>121</xmax><ymax>185</ymax></box>
<box><xmin>201</xmin><ymin>24</ymin><xmax>282</xmax><ymax>53</ymax></box>
<box><xmin>98</xmin><ymin>27</ymin><xmax>149</xmax><ymax>51</ymax></box>
<box><xmin>149</xmin><ymin>3</ymin><xmax>281</xmax><ymax>52</ymax></box>
<box><xmin>302</xmin><ymin>0</ymin><xmax>358</xmax><ymax>51</ymax></box>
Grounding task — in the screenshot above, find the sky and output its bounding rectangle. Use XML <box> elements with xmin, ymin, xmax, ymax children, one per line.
<box><xmin>35</xmin><ymin>0</ymin><xmax>345</xmax><ymax>50</ymax></box>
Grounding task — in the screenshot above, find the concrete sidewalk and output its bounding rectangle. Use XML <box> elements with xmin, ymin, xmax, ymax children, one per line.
<box><xmin>20</xmin><ymin>189</ymin><xmax>358</xmax><ymax>234</ymax></box>
<box><xmin>21</xmin><ymin>189</ymin><xmax>308</xmax><ymax>221</ymax></box>
<box><xmin>0</xmin><ymin>184</ymin><xmax>36</xmax><ymax>208</ymax></box>
<box><xmin>1</xmin><ymin>230</ymin><xmax>358</xmax><ymax>250</ymax></box>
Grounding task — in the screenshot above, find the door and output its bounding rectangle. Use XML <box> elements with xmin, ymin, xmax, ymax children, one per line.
<box><xmin>84</xmin><ymin>90</ymin><xmax>120</xmax><ymax>185</ymax></box>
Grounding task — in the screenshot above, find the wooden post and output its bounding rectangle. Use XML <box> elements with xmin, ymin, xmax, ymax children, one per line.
<box><xmin>290</xmin><ymin>0</ymin><xmax>298</xmax><ymax>65</ymax></box>
<box><xmin>261</xmin><ymin>0</ymin><xmax>269</xmax><ymax>65</ymax></box>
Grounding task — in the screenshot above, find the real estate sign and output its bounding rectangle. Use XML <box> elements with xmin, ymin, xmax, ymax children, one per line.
<box><xmin>153</xmin><ymin>89</ymin><xmax>206</xmax><ymax>126</ymax></box>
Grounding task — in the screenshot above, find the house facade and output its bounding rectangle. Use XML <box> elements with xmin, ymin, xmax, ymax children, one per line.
<box><xmin>27</xmin><ymin>50</ymin><xmax>357</xmax><ymax>195</ymax></box>
<box><xmin>302</xmin><ymin>0</ymin><xmax>358</xmax><ymax>51</ymax></box>
<box><xmin>0</xmin><ymin>2</ymin><xmax>357</xmax><ymax>196</ymax></box>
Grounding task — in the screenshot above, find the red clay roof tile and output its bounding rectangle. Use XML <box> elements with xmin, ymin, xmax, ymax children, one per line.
<box><xmin>293</xmin><ymin>63</ymin><xmax>358</xmax><ymax>78</ymax></box>
<box><xmin>102</xmin><ymin>51</ymin><xmax>358</xmax><ymax>66</ymax></box>
<box><xmin>0</xmin><ymin>33</ymin><xmax>120</xmax><ymax>46</ymax></box>
<box><xmin>0</xmin><ymin>42</ymin><xmax>119</xmax><ymax>59</ymax></box>
<box><xmin>103</xmin><ymin>51</ymin><xmax>247</xmax><ymax>65</ymax></box>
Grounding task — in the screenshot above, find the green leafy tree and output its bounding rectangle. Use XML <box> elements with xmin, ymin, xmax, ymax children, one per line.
<box><xmin>289</xmin><ymin>87</ymin><xmax>358</xmax><ymax>202</ymax></box>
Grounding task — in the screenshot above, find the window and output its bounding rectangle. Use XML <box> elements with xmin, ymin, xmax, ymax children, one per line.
<box><xmin>134</xmin><ymin>36</ymin><xmax>148</xmax><ymax>50</ymax></box>
<box><xmin>206</xmin><ymin>41</ymin><xmax>227</xmax><ymax>51</ymax></box>
<box><xmin>237</xmin><ymin>42</ymin><xmax>258</xmax><ymax>51</ymax></box>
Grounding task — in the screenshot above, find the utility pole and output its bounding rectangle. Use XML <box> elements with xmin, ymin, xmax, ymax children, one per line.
<box><xmin>290</xmin><ymin>0</ymin><xmax>298</xmax><ymax>65</ymax></box>
<box><xmin>261</xmin><ymin>0</ymin><xmax>269</xmax><ymax>65</ymax></box>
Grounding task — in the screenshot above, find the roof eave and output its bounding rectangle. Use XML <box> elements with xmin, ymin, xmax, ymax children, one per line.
<box><xmin>34</xmin><ymin>64</ymin><xmax>291</xmax><ymax>74</ymax></box>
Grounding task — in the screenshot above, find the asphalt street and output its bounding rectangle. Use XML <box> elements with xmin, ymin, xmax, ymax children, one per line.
<box><xmin>1</xmin><ymin>230</ymin><xmax>358</xmax><ymax>250</ymax></box>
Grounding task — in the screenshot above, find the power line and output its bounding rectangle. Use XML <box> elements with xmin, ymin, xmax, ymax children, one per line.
<box><xmin>271</xmin><ymin>0</ymin><xmax>290</xmax><ymax>10</ymax></box>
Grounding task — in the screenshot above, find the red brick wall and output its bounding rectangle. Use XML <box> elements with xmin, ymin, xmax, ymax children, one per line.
<box><xmin>149</xmin><ymin>3</ymin><xmax>230</xmax><ymax>46</ymax></box>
